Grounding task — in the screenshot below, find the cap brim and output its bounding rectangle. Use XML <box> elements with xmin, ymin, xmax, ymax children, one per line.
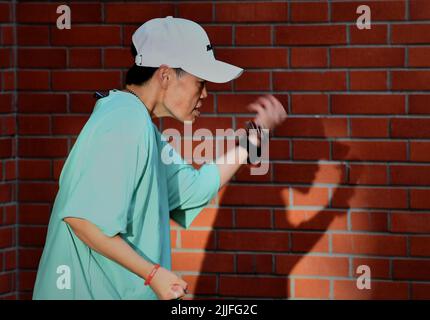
<box><xmin>183</xmin><ymin>59</ymin><xmax>244</xmax><ymax>83</ymax></box>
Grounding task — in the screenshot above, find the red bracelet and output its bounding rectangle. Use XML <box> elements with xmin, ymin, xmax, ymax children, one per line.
<box><xmin>144</xmin><ymin>264</ymin><xmax>160</xmax><ymax>286</ymax></box>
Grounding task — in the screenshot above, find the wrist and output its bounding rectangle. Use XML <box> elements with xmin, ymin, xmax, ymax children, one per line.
<box><xmin>144</xmin><ymin>263</ymin><xmax>160</xmax><ymax>286</ymax></box>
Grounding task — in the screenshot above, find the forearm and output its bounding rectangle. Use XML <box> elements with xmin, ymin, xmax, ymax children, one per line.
<box><xmin>64</xmin><ymin>217</ymin><xmax>154</xmax><ymax>280</ymax></box>
<box><xmin>215</xmin><ymin>143</ymin><xmax>248</xmax><ymax>189</ymax></box>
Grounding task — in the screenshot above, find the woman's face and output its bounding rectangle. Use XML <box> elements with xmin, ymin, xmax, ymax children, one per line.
<box><xmin>163</xmin><ymin>69</ymin><xmax>208</xmax><ymax>123</ymax></box>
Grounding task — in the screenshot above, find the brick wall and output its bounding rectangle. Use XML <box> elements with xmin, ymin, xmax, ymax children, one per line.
<box><xmin>0</xmin><ymin>0</ymin><xmax>17</xmax><ymax>299</ymax></box>
<box><xmin>1</xmin><ymin>0</ymin><xmax>430</xmax><ymax>300</ymax></box>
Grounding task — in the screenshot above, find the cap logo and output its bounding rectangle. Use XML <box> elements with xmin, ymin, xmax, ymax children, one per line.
<box><xmin>206</xmin><ymin>44</ymin><xmax>213</xmax><ymax>51</ymax></box>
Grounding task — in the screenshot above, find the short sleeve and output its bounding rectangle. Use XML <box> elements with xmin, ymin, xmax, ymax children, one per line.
<box><xmin>58</xmin><ymin>112</ymin><xmax>145</xmax><ymax>237</ymax></box>
<box><xmin>160</xmin><ymin>135</ymin><xmax>221</xmax><ymax>229</ymax></box>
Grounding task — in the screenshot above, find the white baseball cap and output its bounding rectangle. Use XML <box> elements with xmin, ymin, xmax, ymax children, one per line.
<box><xmin>132</xmin><ymin>16</ymin><xmax>244</xmax><ymax>83</ymax></box>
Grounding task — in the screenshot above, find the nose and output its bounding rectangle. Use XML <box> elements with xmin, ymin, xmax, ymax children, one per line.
<box><xmin>200</xmin><ymin>83</ymin><xmax>208</xmax><ymax>99</ymax></box>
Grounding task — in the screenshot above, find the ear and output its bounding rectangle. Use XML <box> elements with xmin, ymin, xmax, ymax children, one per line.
<box><xmin>158</xmin><ymin>65</ymin><xmax>172</xmax><ymax>89</ymax></box>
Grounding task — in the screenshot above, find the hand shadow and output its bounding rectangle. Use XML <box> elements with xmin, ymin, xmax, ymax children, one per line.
<box><xmin>190</xmin><ymin>130</ymin><xmax>365</xmax><ymax>299</ymax></box>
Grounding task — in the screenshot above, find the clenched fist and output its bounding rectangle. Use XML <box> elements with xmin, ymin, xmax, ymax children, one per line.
<box><xmin>247</xmin><ymin>94</ymin><xmax>288</xmax><ymax>132</ymax></box>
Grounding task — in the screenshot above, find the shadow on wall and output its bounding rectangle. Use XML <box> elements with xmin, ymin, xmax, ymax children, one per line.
<box><xmin>186</xmin><ymin>116</ymin><xmax>366</xmax><ymax>299</ymax></box>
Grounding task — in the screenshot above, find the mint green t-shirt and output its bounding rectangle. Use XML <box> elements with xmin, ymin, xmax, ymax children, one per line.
<box><xmin>32</xmin><ymin>89</ymin><xmax>220</xmax><ymax>300</ymax></box>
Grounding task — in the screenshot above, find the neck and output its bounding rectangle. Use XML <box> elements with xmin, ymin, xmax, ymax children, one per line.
<box><xmin>124</xmin><ymin>84</ymin><xmax>171</xmax><ymax>119</ymax></box>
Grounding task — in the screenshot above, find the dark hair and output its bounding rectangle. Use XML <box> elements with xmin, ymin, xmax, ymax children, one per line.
<box><xmin>125</xmin><ymin>44</ymin><xmax>185</xmax><ymax>86</ymax></box>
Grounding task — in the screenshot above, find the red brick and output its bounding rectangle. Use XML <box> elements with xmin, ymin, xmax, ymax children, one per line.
<box><xmin>391</xmin><ymin>212</ymin><xmax>430</xmax><ymax>233</ymax></box>
<box><xmin>411</xmin><ymin>142</ymin><xmax>430</xmax><ymax>162</ymax></box>
<box><xmin>52</xmin><ymin>115</ymin><xmax>88</xmax><ymax>135</ymax></box>
<box><xmin>4</xmin><ymin>249</ymin><xmax>16</xmax><ymax>270</ymax></box>
<box><xmin>295</xmin><ymin>279</ymin><xmax>330</xmax><ymax>299</ymax></box>
<box><xmin>53</xmin><ymin>159</ymin><xmax>65</xmax><ymax>181</ymax></box>
<box><xmin>393</xmin><ymin>260</ymin><xmax>430</xmax><ymax>281</ymax></box>
<box><xmin>18</xmin><ymin>160</ymin><xmax>51</xmax><ymax>180</ymax></box>
<box><xmin>70</xmin><ymin>48</ymin><xmax>101</xmax><ymax>68</ymax></box>
<box><xmin>292</xmin><ymin>187</ymin><xmax>330</xmax><ymax>207</ymax></box>
<box><xmin>18</xmin><ymin>71</ymin><xmax>50</xmax><ymax>91</ymax></box>
<box><xmin>331</xmin><ymin>48</ymin><xmax>404</xmax><ymax>67</ymax></box>
<box><xmin>412</xmin><ymin>283</ymin><xmax>430</xmax><ymax>299</ymax></box>
<box><xmin>19</xmin><ymin>248</ymin><xmax>43</xmax><ymax>269</ymax></box>
<box><xmin>181</xmin><ymin>275</ymin><xmax>217</xmax><ymax>295</ymax></box>
<box><xmin>217</xmin><ymin>48</ymin><xmax>287</xmax><ymax>68</ymax></box>
<box><xmin>218</xmin><ymin>94</ymin><xmax>278</xmax><ymax>113</ymax></box>
<box><xmin>104</xmin><ymin>48</ymin><xmax>133</xmax><ymax>68</ymax></box>
<box><xmin>274</xmin><ymin>209</ymin><xmax>348</xmax><ymax>231</ymax></box>
<box><xmin>349</xmin><ymin>24</ymin><xmax>388</xmax><ymax>44</ymax></box>
<box><xmin>218</xmin><ymin>231</ymin><xmax>289</xmax><ymax>252</ymax></box>
<box><xmin>237</xmin><ymin>254</ymin><xmax>273</xmax><ymax>273</ymax></box>
<box><xmin>350</xmin><ymin>71</ymin><xmax>388</xmax><ymax>91</ymax></box>
<box><xmin>291</xmin><ymin>94</ymin><xmax>328</xmax><ymax>114</ymax></box>
<box><xmin>0</xmin><ymin>116</ymin><xmax>15</xmax><ymax>136</ymax></box>
<box><xmin>0</xmin><ymin>3</ymin><xmax>10</xmax><ymax>22</ymax></box>
<box><xmin>411</xmin><ymin>189</ymin><xmax>430</xmax><ymax>209</ymax></box>
<box><xmin>392</xmin><ymin>119</ymin><xmax>430</xmax><ymax>138</ymax></box>
<box><xmin>18</xmin><ymin>115</ymin><xmax>50</xmax><ymax>135</ymax></box>
<box><xmin>172</xmin><ymin>252</ymin><xmax>234</xmax><ymax>272</ymax></box>
<box><xmin>332</xmin><ymin>94</ymin><xmax>405</xmax><ymax>115</ymax></box>
<box><xmin>331</xmin><ymin>1</ymin><xmax>405</xmax><ymax>21</ymax></box>
<box><xmin>216</xmin><ymin>2</ymin><xmax>288</xmax><ymax>22</ymax></box>
<box><xmin>334</xmin><ymin>280</ymin><xmax>408</xmax><ymax>300</ymax></box>
<box><xmin>349</xmin><ymin>164</ymin><xmax>388</xmax><ymax>185</ymax></box>
<box><xmin>273</xmin><ymin>72</ymin><xmax>346</xmax><ymax>91</ymax></box>
<box><xmin>183</xmin><ymin>208</ymin><xmax>233</xmax><ymax>228</ymax></box>
<box><xmin>17</xmin><ymin>26</ymin><xmax>49</xmax><ymax>45</ymax></box>
<box><xmin>0</xmin><ymin>94</ymin><xmax>13</xmax><ymax>113</ymax></box>
<box><xmin>5</xmin><ymin>161</ymin><xmax>16</xmax><ymax>181</ymax></box>
<box><xmin>351</xmin><ymin>211</ymin><xmax>388</xmax><ymax>232</ymax></box>
<box><xmin>51</xmin><ymin>26</ymin><xmax>121</xmax><ymax>46</ymax></box>
<box><xmin>275</xmin><ymin>117</ymin><xmax>347</xmax><ymax>138</ymax></box>
<box><xmin>235</xmin><ymin>209</ymin><xmax>271</xmax><ymax>229</ymax></box>
<box><xmin>52</xmin><ymin>71</ymin><xmax>121</xmax><ymax>91</ymax></box>
<box><xmin>392</xmin><ymin>24</ymin><xmax>430</xmax><ymax>44</ymax></box>
<box><xmin>180</xmin><ymin>230</ymin><xmax>215</xmax><ymax>250</ymax></box>
<box><xmin>234</xmin><ymin>71</ymin><xmax>270</xmax><ymax>91</ymax></box>
<box><xmin>219</xmin><ymin>275</ymin><xmax>290</xmax><ymax>298</ymax></box>
<box><xmin>235</xmin><ymin>25</ymin><xmax>271</xmax><ymax>45</ymax></box>
<box><xmin>274</xmin><ymin>163</ymin><xmax>346</xmax><ymax>184</ymax></box>
<box><xmin>0</xmin><ymin>274</ymin><xmax>13</xmax><ymax>294</ymax></box>
<box><xmin>19</xmin><ymin>271</ymin><xmax>36</xmax><ymax>291</ymax></box>
<box><xmin>18</xmin><ymin>48</ymin><xmax>66</xmax><ymax>68</ymax></box>
<box><xmin>393</xmin><ymin>71</ymin><xmax>430</xmax><ymax>90</ymax></box>
<box><xmin>410</xmin><ymin>236</ymin><xmax>430</xmax><ymax>257</ymax></box>
<box><xmin>352</xmin><ymin>257</ymin><xmax>390</xmax><ymax>279</ymax></box>
<box><xmin>276</xmin><ymin>255</ymin><xmax>349</xmax><ymax>277</ymax></box>
<box><xmin>219</xmin><ymin>185</ymin><xmax>289</xmax><ymax>206</ymax></box>
<box><xmin>70</xmin><ymin>93</ymin><xmax>97</xmax><ymax>113</ymax></box>
<box><xmin>409</xmin><ymin>47</ymin><xmax>430</xmax><ymax>67</ymax></box>
<box><xmin>275</xmin><ymin>25</ymin><xmax>346</xmax><ymax>45</ymax></box>
<box><xmin>0</xmin><ymin>139</ymin><xmax>13</xmax><ymax>158</ymax></box>
<box><xmin>290</xmin><ymin>2</ymin><xmax>328</xmax><ymax>22</ymax></box>
<box><xmin>203</xmin><ymin>25</ymin><xmax>232</xmax><ymax>46</ymax></box>
<box><xmin>331</xmin><ymin>187</ymin><xmax>408</xmax><ymax>209</ymax></box>
<box><xmin>177</xmin><ymin>3</ymin><xmax>213</xmax><ymax>22</ymax></box>
<box><xmin>291</xmin><ymin>48</ymin><xmax>327</xmax><ymax>68</ymax></box>
<box><xmin>16</xmin><ymin>3</ymin><xmax>101</xmax><ymax>23</ymax></box>
<box><xmin>291</xmin><ymin>232</ymin><xmax>329</xmax><ymax>253</ymax></box>
<box><xmin>19</xmin><ymin>226</ymin><xmax>47</xmax><ymax>247</ymax></box>
<box><xmin>105</xmin><ymin>3</ymin><xmax>174</xmax><ymax>23</ymax></box>
<box><xmin>410</xmin><ymin>0</ymin><xmax>430</xmax><ymax>20</ymax></box>
<box><xmin>19</xmin><ymin>204</ymin><xmax>51</xmax><ymax>225</ymax></box>
<box><xmin>293</xmin><ymin>140</ymin><xmax>329</xmax><ymax>160</ymax></box>
<box><xmin>1</xmin><ymin>26</ymin><xmax>13</xmax><ymax>46</ymax></box>
<box><xmin>18</xmin><ymin>138</ymin><xmax>68</xmax><ymax>158</ymax></box>
<box><xmin>0</xmin><ymin>184</ymin><xmax>13</xmax><ymax>203</ymax></box>
<box><xmin>269</xmin><ymin>140</ymin><xmax>290</xmax><ymax>160</ymax></box>
<box><xmin>409</xmin><ymin>95</ymin><xmax>430</xmax><ymax>114</ymax></box>
<box><xmin>0</xmin><ymin>227</ymin><xmax>14</xmax><ymax>248</ymax></box>
<box><xmin>390</xmin><ymin>165</ymin><xmax>430</xmax><ymax>186</ymax></box>
<box><xmin>19</xmin><ymin>183</ymin><xmax>58</xmax><ymax>203</ymax></box>
<box><xmin>333</xmin><ymin>234</ymin><xmax>407</xmax><ymax>256</ymax></box>
<box><xmin>18</xmin><ymin>93</ymin><xmax>67</xmax><ymax>113</ymax></box>
<box><xmin>350</xmin><ymin>118</ymin><xmax>389</xmax><ymax>138</ymax></box>
<box><xmin>0</xmin><ymin>48</ymin><xmax>11</xmax><ymax>68</ymax></box>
